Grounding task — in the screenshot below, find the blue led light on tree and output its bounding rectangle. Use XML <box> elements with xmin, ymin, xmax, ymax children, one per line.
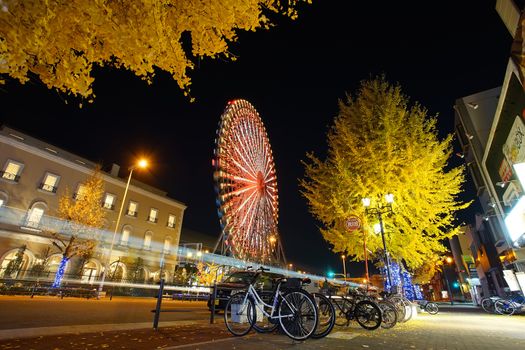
<box><xmin>52</xmin><ymin>257</ymin><xmax>69</xmax><ymax>288</ymax></box>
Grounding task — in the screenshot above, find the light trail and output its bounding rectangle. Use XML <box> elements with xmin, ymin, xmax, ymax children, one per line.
<box><xmin>0</xmin><ymin>206</ymin><xmax>364</xmax><ymax>289</ymax></box>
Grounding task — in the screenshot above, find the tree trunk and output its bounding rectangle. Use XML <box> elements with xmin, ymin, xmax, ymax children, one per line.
<box><xmin>52</xmin><ymin>256</ymin><xmax>69</xmax><ymax>288</ymax></box>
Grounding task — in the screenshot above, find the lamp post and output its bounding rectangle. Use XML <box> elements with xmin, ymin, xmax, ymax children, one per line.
<box><xmin>362</xmin><ymin>193</ymin><xmax>394</xmax><ymax>291</ymax></box>
<box><xmin>98</xmin><ymin>159</ymin><xmax>148</xmax><ymax>297</ymax></box>
<box><xmin>443</xmin><ymin>256</ymin><xmax>455</xmax><ymax>305</ymax></box>
<box><xmin>341</xmin><ymin>255</ymin><xmax>347</xmax><ymax>280</ymax></box>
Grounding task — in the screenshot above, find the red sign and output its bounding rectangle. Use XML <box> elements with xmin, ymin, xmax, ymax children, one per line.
<box><xmin>345</xmin><ymin>215</ymin><xmax>361</xmax><ymax>231</ymax></box>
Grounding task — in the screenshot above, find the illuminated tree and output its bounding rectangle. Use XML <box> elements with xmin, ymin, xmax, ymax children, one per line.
<box><xmin>411</xmin><ymin>256</ymin><xmax>443</xmax><ymax>285</ymax></box>
<box><xmin>50</xmin><ymin>168</ymin><xmax>106</xmax><ymax>287</ymax></box>
<box><xmin>301</xmin><ymin>77</ymin><xmax>470</xmax><ymax>270</ymax></box>
<box><xmin>2</xmin><ymin>245</ymin><xmax>26</xmax><ymax>278</ymax></box>
<box><xmin>196</xmin><ymin>262</ymin><xmax>224</xmax><ymax>286</ymax></box>
<box><xmin>0</xmin><ymin>0</ymin><xmax>309</xmax><ymax>100</ymax></box>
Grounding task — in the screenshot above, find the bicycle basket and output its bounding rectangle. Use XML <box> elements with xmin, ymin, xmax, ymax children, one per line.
<box><xmin>281</xmin><ymin>278</ymin><xmax>302</xmax><ymax>290</ymax></box>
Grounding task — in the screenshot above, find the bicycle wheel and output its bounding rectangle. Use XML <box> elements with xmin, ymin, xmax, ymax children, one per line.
<box><xmin>224</xmin><ymin>293</ymin><xmax>255</xmax><ymax>336</ymax></box>
<box><xmin>311</xmin><ymin>293</ymin><xmax>336</xmax><ymax>339</ymax></box>
<box><xmin>481</xmin><ymin>297</ymin><xmax>496</xmax><ymax>313</ymax></box>
<box><xmin>388</xmin><ymin>296</ymin><xmax>407</xmax><ymax>323</ymax></box>
<box><xmin>354</xmin><ymin>300</ymin><xmax>382</xmax><ymax>331</ymax></box>
<box><xmin>402</xmin><ymin>299</ymin><xmax>413</xmax><ymax>322</ymax></box>
<box><xmin>334</xmin><ymin>297</ymin><xmax>353</xmax><ymax>326</ymax></box>
<box><xmin>278</xmin><ymin>290</ymin><xmax>318</xmax><ymax>341</ymax></box>
<box><xmin>252</xmin><ymin>299</ymin><xmax>279</xmax><ymax>333</ymax></box>
<box><xmin>425</xmin><ymin>302</ymin><xmax>439</xmax><ymax>315</ymax></box>
<box><xmin>494</xmin><ymin>299</ymin><xmax>515</xmax><ymax>316</ymax></box>
<box><xmin>378</xmin><ymin>301</ymin><xmax>397</xmax><ymax>329</ymax></box>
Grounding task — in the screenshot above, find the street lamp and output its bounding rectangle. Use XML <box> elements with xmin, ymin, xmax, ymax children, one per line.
<box><xmin>362</xmin><ymin>193</ymin><xmax>394</xmax><ymax>291</ymax></box>
<box><xmin>443</xmin><ymin>256</ymin><xmax>454</xmax><ymax>305</ymax></box>
<box><xmin>341</xmin><ymin>255</ymin><xmax>347</xmax><ymax>280</ymax></box>
<box><xmin>98</xmin><ymin>158</ymin><xmax>148</xmax><ymax>297</ymax></box>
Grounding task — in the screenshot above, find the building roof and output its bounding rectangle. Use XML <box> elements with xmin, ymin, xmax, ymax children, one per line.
<box><xmin>0</xmin><ymin>125</ymin><xmax>186</xmax><ymax>208</ymax></box>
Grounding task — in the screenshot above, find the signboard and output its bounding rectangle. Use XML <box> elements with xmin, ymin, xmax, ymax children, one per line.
<box><xmin>345</xmin><ymin>215</ymin><xmax>361</xmax><ymax>231</ymax></box>
<box><xmin>485</xmin><ymin>72</ymin><xmax>525</xmax><ymax>210</ymax></box>
<box><xmin>504</xmin><ymin>196</ymin><xmax>525</xmax><ymax>242</ymax></box>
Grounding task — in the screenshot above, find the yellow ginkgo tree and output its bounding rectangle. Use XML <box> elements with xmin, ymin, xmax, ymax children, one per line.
<box><xmin>300</xmin><ymin>77</ymin><xmax>470</xmax><ymax>270</ymax></box>
<box><xmin>0</xmin><ymin>0</ymin><xmax>310</xmax><ymax>100</ymax></box>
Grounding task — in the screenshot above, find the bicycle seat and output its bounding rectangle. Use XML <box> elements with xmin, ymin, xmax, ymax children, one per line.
<box><xmin>301</xmin><ymin>278</ymin><xmax>311</xmax><ymax>285</ymax></box>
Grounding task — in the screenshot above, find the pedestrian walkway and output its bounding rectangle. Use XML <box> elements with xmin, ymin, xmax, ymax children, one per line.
<box><xmin>1</xmin><ymin>311</ymin><xmax>524</xmax><ymax>349</ymax></box>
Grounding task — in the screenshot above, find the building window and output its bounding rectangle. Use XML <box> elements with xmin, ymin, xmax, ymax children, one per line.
<box><xmin>39</xmin><ymin>173</ymin><xmax>60</xmax><ymax>193</ymax></box>
<box><xmin>74</xmin><ymin>184</ymin><xmax>88</xmax><ymax>200</ymax></box>
<box><xmin>163</xmin><ymin>236</ymin><xmax>172</xmax><ymax>254</ymax></box>
<box><xmin>103</xmin><ymin>193</ymin><xmax>116</xmax><ymax>210</ymax></box>
<box><xmin>25</xmin><ymin>202</ymin><xmax>46</xmax><ymax>229</ymax></box>
<box><xmin>147</xmin><ymin>208</ymin><xmax>158</xmax><ymax>223</ymax></box>
<box><xmin>1</xmin><ymin>160</ymin><xmax>23</xmax><ymax>182</ymax></box>
<box><xmin>127</xmin><ymin>201</ymin><xmax>138</xmax><ymax>217</ymax></box>
<box><xmin>143</xmin><ymin>231</ymin><xmax>153</xmax><ymax>250</ymax></box>
<box><xmin>120</xmin><ymin>226</ymin><xmax>131</xmax><ymax>246</ymax></box>
<box><xmin>167</xmin><ymin>214</ymin><xmax>176</xmax><ymax>228</ymax></box>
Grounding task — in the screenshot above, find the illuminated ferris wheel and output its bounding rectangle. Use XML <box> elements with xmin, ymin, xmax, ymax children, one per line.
<box><xmin>212</xmin><ymin>99</ymin><xmax>285</xmax><ymax>264</ymax></box>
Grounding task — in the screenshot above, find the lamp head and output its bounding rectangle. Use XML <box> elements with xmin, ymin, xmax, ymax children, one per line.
<box><xmin>385</xmin><ymin>193</ymin><xmax>394</xmax><ymax>204</ymax></box>
<box><xmin>362</xmin><ymin>197</ymin><xmax>371</xmax><ymax>208</ymax></box>
<box><xmin>137</xmin><ymin>159</ymin><xmax>148</xmax><ymax>169</ymax></box>
<box><xmin>445</xmin><ymin>256</ymin><xmax>453</xmax><ymax>264</ymax></box>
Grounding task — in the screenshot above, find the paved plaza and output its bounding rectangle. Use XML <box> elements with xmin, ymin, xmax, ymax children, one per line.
<box><xmin>0</xmin><ymin>297</ymin><xmax>524</xmax><ymax>349</ymax></box>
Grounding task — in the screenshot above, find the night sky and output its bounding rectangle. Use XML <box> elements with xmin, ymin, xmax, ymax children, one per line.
<box><xmin>0</xmin><ymin>1</ymin><xmax>514</xmax><ymax>276</ymax></box>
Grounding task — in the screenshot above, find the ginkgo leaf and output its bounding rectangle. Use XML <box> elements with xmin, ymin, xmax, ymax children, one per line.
<box><xmin>0</xmin><ymin>0</ymin><xmax>310</xmax><ymax>100</ymax></box>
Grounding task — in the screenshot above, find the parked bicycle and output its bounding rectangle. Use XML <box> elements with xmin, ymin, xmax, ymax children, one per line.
<box><xmin>494</xmin><ymin>293</ymin><xmax>525</xmax><ymax>316</ymax></box>
<box><xmin>353</xmin><ymin>288</ymin><xmax>398</xmax><ymax>329</ymax></box>
<box><xmin>328</xmin><ymin>288</ymin><xmax>382</xmax><ymax>330</ymax></box>
<box><xmin>480</xmin><ymin>296</ymin><xmax>502</xmax><ymax>313</ymax></box>
<box><xmin>224</xmin><ymin>267</ymin><xmax>318</xmax><ymax>341</ymax></box>
<box><xmin>414</xmin><ymin>299</ymin><xmax>439</xmax><ymax>314</ymax></box>
<box><xmin>382</xmin><ymin>292</ymin><xmax>413</xmax><ymax>322</ymax></box>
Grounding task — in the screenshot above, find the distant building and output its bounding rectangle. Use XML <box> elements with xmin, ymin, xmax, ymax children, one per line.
<box><xmin>0</xmin><ymin>126</ymin><xmax>186</xmax><ymax>285</ymax></box>
<box><xmin>451</xmin><ymin>0</ymin><xmax>525</xmax><ymax>296</ymax></box>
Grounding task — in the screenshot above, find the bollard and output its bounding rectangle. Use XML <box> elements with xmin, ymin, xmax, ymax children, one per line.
<box><xmin>30</xmin><ymin>281</ymin><xmax>38</xmax><ymax>299</ymax></box>
<box><xmin>153</xmin><ymin>279</ymin><xmax>165</xmax><ymax>331</ymax></box>
<box><xmin>210</xmin><ymin>284</ymin><xmax>218</xmax><ymax>324</ymax></box>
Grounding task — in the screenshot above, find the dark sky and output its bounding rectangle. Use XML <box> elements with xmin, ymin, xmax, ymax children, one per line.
<box><xmin>0</xmin><ymin>1</ymin><xmax>513</xmax><ymax>276</ymax></box>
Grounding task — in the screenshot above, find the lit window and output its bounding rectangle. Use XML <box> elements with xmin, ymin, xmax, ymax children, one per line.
<box><xmin>1</xmin><ymin>160</ymin><xmax>23</xmax><ymax>182</ymax></box>
<box><xmin>0</xmin><ymin>191</ymin><xmax>7</xmax><ymax>207</ymax></box>
<box><xmin>127</xmin><ymin>201</ymin><xmax>138</xmax><ymax>217</ymax></box>
<box><xmin>148</xmin><ymin>208</ymin><xmax>158</xmax><ymax>223</ymax></box>
<box><xmin>26</xmin><ymin>207</ymin><xmax>44</xmax><ymax>228</ymax></box>
<box><xmin>75</xmin><ymin>184</ymin><xmax>88</xmax><ymax>199</ymax></box>
<box><xmin>121</xmin><ymin>226</ymin><xmax>131</xmax><ymax>246</ymax></box>
<box><xmin>0</xmin><ymin>199</ymin><xmax>4</xmax><ymax>207</ymax></box>
<box><xmin>40</xmin><ymin>173</ymin><xmax>60</xmax><ymax>193</ymax></box>
<box><xmin>103</xmin><ymin>193</ymin><xmax>116</xmax><ymax>210</ymax></box>
<box><xmin>143</xmin><ymin>231</ymin><xmax>152</xmax><ymax>250</ymax></box>
<box><xmin>164</xmin><ymin>237</ymin><xmax>172</xmax><ymax>254</ymax></box>
<box><xmin>167</xmin><ymin>214</ymin><xmax>176</xmax><ymax>228</ymax></box>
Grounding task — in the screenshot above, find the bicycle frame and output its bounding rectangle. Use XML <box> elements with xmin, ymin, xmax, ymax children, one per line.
<box><xmin>237</xmin><ymin>282</ymin><xmax>298</xmax><ymax>321</ymax></box>
<box><xmin>328</xmin><ymin>295</ymin><xmax>357</xmax><ymax>317</ymax></box>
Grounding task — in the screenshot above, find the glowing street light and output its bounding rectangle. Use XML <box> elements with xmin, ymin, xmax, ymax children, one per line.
<box><xmin>341</xmin><ymin>255</ymin><xmax>347</xmax><ymax>280</ymax></box>
<box><xmin>98</xmin><ymin>158</ymin><xmax>149</xmax><ymax>297</ymax></box>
